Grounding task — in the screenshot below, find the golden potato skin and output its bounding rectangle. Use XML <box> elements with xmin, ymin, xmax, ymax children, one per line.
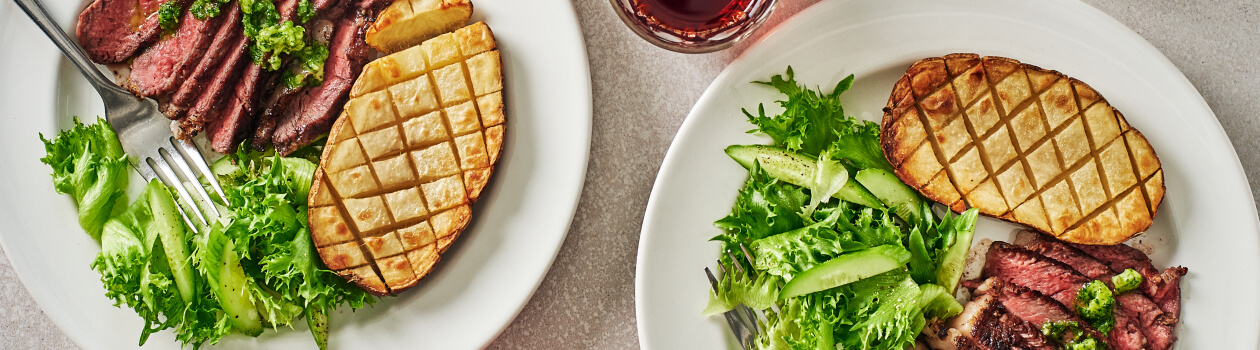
<box><xmin>880</xmin><ymin>53</ymin><xmax>1164</xmax><ymax>245</ymax></box>
<box><xmin>366</xmin><ymin>0</ymin><xmax>473</xmax><ymax>54</ymax></box>
<box><xmin>309</xmin><ymin>23</ymin><xmax>504</xmax><ymax>295</ymax></box>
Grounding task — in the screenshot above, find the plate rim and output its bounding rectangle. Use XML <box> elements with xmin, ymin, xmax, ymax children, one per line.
<box><xmin>0</xmin><ymin>0</ymin><xmax>594</xmax><ymax>348</ymax></box>
<box><xmin>634</xmin><ymin>0</ymin><xmax>1260</xmax><ymax>348</ymax></box>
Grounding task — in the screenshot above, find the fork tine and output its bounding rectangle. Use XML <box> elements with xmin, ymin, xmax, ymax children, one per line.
<box><xmin>705</xmin><ymin>268</ymin><xmax>755</xmax><ymax>349</ymax></box>
<box><xmin>140</xmin><ymin>162</ymin><xmax>200</xmax><ymax>232</ymax></box>
<box><xmin>726</xmin><ymin>250</ymin><xmax>748</xmax><ymax>276</ymax></box>
<box><xmin>149</xmin><ymin>155</ymin><xmax>208</xmax><ymax>225</ymax></box>
<box><xmin>163</xmin><ymin>143</ymin><xmax>220</xmax><ymax>219</ymax></box>
<box><xmin>175</xmin><ymin>138</ymin><xmax>229</xmax><ymax>206</ymax></box>
<box><xmin>171</xmin><ymin>195</ymin><xmax>201</xmax><ymax>235</ymax></box>
<box><xmin>739</xmin><ymin>244</ymin><xmax>756</xmax><ymax>266</ymax></box>
<box><xmin>739</xmin><ymin>305</ymin><xmax>761</xmax><ymax>335</ymax></box>
<box><xmin>704</xmin><ymin>267</ymin><xmax>720</xmax><ymax>291</ymax></box>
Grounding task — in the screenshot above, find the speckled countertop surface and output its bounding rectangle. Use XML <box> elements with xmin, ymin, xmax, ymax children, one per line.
<box><xmin>3</xmin><ymin>0</ymin><xmax>1257</xmax><ymax>348</ymax></box>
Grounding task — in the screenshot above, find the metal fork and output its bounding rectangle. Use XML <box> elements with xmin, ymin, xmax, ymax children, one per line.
<box><xmin>705</xmin><ymin>244</ymin><xmax>764</xmax><ymax>350</ymax></box>
<box><xmin>15</xmin><ymin>0</ymin><xmax>228</xmax><ymax>232</ymax></box>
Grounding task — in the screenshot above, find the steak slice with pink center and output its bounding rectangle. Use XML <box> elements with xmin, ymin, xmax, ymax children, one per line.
<box><xmin>128</xmin><ymin>7</ymin><xmax>224</xmax><ymax>97</ymax></box>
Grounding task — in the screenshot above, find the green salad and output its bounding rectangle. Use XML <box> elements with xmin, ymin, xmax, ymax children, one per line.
<box><xmin>705</xmin><ymin>68</ymin><xmax>980</xmax><ymax>350</ymax></box>
<box><xmin>40</xmin><ymin>118</ymin><xmax>372</xmax><ymax>349</ymax></box>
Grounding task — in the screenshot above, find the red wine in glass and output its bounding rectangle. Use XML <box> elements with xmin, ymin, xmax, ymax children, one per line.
<box><xmin>612</xmin><ymin>0</ymin><xmax>775</xmax><ymax>53</ymax></box>
<box><xmin>632</xmin><ymin>0</ymin><xmax>752</xmax><ymax>35</ymax></box>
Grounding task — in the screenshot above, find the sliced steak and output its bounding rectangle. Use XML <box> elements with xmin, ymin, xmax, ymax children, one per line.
<box><xmin>179</xmin><ymin>30</ymin><xmax>250</xmax><ymax>139</ymax></box>
<box><xmin>1069</xmin><ymin>242</ymin><xmax>1187</xmax><ymax>319</ymax></box>
<box><xmin>971</xmin><ymin>278</ymin><xmax>1082</xmax><ymax>329</ymax></box>
<box><xmin>252</xmin><ymin>84</ymin><xmax>305</xmax><ymax>150</ymax></box>
<box><xmin>1109</xmin><ymin>306</ymin><xmax>1147</xmax><ymax>350</ymax></box>
<box><xmin>206</xmin><ymin>62</ymin><xmax>265</xmax><ymax>152</ymax></box>
<box><xmin>1117</xmin><ymin>293</ymin><xmax>1177</xmax><ymax>350</ymax></box>
<box><xmin>252</xmin><ymin>17</ymin><xmax>338</xmax><ymax>150</ymax></box>
<box><xmin>164</xmin><ymin>4</ymin><xmax>242</xmax><ymax>120</ymax></box>
<box><xmin>1031</xmin><ymin>241</ymin><xmax>1174</xmax><ymax>349</ymax></box>
<box><xmin>983</xmin><ymin>242</ymin><xmax>1148</xmax><ymax>350</ymax></box>
<box><xmin>1014</xmin><ymin>232</ymin><xmax>1179</xmax><ymax>350</ymax></box>
<box><xmin>1015</xmin><ymin>231</ymin><xmax>1114</xmax><ymax>279</ymax></box>
<box><xmin>76</xmin><ymin>0</ymin><xmax>168</xmax><ymax>64</ymax></box>
<box><xmin>128</xmin><ymin>7</ymin><xmax>225</xmax><ymax>97</ymax></box>
<box><xmin>270</xmin><ymin>0</ymin><xmax>386</xmax><ymax>154</ymax></box>
<box><xmin>983</xmin><ymin>242</ymin><xmax>1089</xmax><ymax>306</ymax></box>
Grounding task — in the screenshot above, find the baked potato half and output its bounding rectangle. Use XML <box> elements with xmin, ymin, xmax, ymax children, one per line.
<box><xmin>309</xmin><ymin>23</ymin><xmax>503</xmax><ymax>295</ymax></box>
<box><xmin>880</xmin><ymin>53</ymin><xmax>1163</xmax><ymax>245</ymax></box>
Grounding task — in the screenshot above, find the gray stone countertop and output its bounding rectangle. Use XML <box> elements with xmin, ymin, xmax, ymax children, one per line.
<box><xmin>3</xmin><ymin>0</ymin><xmax>1257</xmax><ymax>348</ymax></box>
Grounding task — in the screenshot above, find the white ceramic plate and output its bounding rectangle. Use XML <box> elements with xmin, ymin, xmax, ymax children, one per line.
<box><xmin>636</xmin><ymin>0</ymin><xmax>1260</xmax><ymax>349</ymax></box>
<box><xmin>0</xmin><ymin>0</ymin><xmax>590</xmax><ymax>348</ymax></box>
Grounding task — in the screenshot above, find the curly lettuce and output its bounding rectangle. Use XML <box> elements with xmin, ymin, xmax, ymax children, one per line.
<box><xmin>710</xmin><ymin>68</ymin><xmax>983</xmax><ymax>350</ymax></box>
<box><xmin>214</xmin><ymin>148</ymin><xmax>374</xmax><ymax>348</ymax></box>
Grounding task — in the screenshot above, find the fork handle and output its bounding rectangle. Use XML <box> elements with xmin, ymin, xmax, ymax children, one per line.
<box><xmin>12</xmin><ymin>0</ymin><xmax>123</xmax><ymax>94</ymax></box>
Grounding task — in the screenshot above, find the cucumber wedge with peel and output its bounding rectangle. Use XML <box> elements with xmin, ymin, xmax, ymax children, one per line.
<box><xmin>725</xmin><ymin>145</ymin><xmax>883</xmax><ymax>209</ymax></box>
<box><xmin>935</xmin><ymin>209</ymin><xmax>980</xmax><ymax>293</ymax></box>
<box><xmin>779</xmin><ymin>244</ymin><xmax>912</xmax><ymax>299</ymax></box>
<box><xmin>855</xmin><ymin>168</ymin><xmax>924</xmax><ymax>222</ymax></box>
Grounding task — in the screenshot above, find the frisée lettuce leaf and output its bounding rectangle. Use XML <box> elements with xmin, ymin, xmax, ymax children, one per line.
<box><xmin>213</xmin><ymin>147</ymin><xmax>374</xmax><ymax>348</ymax></box>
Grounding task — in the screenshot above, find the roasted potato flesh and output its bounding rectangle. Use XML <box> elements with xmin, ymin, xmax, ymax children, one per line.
<box><xmin>309</xmin><ymin>22</ymin><xmax>504</xmax><ymax>295</ymax></box>
<box><xmin>880</xmin><ymin>54</ymin><xmax>1163</xmax><ymax>245</ymax></box>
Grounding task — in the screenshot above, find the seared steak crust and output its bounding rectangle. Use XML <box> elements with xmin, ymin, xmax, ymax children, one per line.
<box><xmin>927</xmin><ymin>295</ymin><xmax>1055</xmax><ymax>350</ymax></box>
<box><xmin>964</xmin><ymin>295</ymin><xmax>1055</xmax><ymax>350</ymax></box>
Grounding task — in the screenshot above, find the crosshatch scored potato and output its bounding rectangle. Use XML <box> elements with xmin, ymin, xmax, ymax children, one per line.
<box><xmin>307</xmin><ymin>22</ymin><xmax>505</xmax><ymax>295</ymax></box>
<box><xmin>880</xmin><ymin>53</ymin><xmax>1164</xmax><ymax>245</ymax></box>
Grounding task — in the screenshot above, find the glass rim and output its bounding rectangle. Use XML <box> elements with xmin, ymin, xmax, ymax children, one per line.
<box><xmin>609</xmin><ymin>0</ymin><xmax>779</xmax><ymax>54</ymax></box>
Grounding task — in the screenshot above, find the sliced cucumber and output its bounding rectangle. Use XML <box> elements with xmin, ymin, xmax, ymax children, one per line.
<box><xmin>211</xmin><ymin>155</ymin><xmax>240</xmax><ymax>177</ymax></box>
<box><xmin>202</xmin><ymin>225</ymin><xmax>263</xmax><ymax>336</ymax></box>
<box><xmin>727</xmin><ymin>145</ymin><xmax>816</xmax><ymax>186</ymax></box>
<box><xmin>779</xmin><ymin>245</ymin><xmax>911</xmax><ymax>299</ymax></box>
<box><xmin>835</xmin><ymin>180</ymin><xmax>883</xmax><ymax>210</ymax></box>
<box><xmin>855</xmin><ymin>168</ymin><xmax>923</xmax><ymax>222</ymax></box>
<box><xmin>307</xmin><ymin>306</ymin><xmax>330</xmax><ymax>350</ymax></box>
<box><xmin>935</xmin><ymin>212</ymin><xmax>977</xmax><ymax>293</ymax></box>
<box><xmin>217</xmin><ymin>240</ymin><xmax>263</xmax><ymax>336</ymax></box>
<box><xmin>146</xmin><ymin>180</ymin><xmax>196</xmax><ymax>304</ymax></box>
<box><xmin>725</xmin><ymin>145</ymin><xmax>884</xmax><ymax>209</ymax></box>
